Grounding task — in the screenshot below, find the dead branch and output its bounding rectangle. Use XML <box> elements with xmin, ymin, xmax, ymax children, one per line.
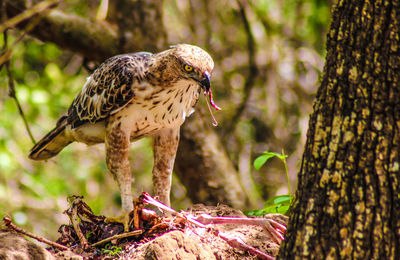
<box><xmin>5</xmin><ymin>1</ymin><xmax>119</xmax><ymax>61</ymax></box>
<box><xmin>1</xmin><ymin>0</ymin><xmax>63</xmax><ymax>144</ymax></box>
<box><xmin>0</xmin><ymin>0</ymin><xmax>60</xmax><ymax>33</ymax></box>
<box><xmin>3</xmin><ymin>32</ymin><xmax>36</xmax><ymax>144</ymax></box>
<box><xmin>66</xmin><ymin>195</ymin><xmax>105</xmax><ymax>223</ymax></box>
<box><xmin>91</xmin><ymin>230</ymin><xmax>143</xmax><ymax>247</ymax></box>
<box><xmin>0</xmin><ymin>15</ymin><xmax>40</xmax><ymax>68</ymax></box>
<box><xmin>223</xmin><ymin>0</ymin><xmax>258</xmax><ymax>138</ymax></box>
<box><xmin>2</xmin><ymin>216</ymin><xmax>69</xmax><ymax>251</ymax></box>
<box><xmin>65</xmin><ymin>197</ymin><xmax>89</xmax><ymax>250</ymax></box>
<box><xmin>0</xmin><ymin>0</ymin><xmax>60</xmax><ymax>68</ymax></box>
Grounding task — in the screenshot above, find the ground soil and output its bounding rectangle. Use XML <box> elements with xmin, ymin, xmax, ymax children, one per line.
<box><xmin>0</xmin><ymin>203</ymin><xmax>287</xmax><ymax>259</ymax></box>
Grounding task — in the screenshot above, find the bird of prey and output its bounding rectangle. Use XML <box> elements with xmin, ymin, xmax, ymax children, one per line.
<box><xmin>29</xmin><ymin>44</ymin><xmax>220</xmax><ymax>230</ymax></box>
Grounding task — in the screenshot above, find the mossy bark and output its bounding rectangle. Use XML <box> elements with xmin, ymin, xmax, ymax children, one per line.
<box><xmin>278</xmin><ymin>0</ymin><xmax>400</xmax><ymax>259</ymax></box>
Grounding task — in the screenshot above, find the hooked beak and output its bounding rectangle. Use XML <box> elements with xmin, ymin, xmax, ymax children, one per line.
<box><xmin>200</xmin><ymin>71</ymin><xmax>211</xmax><ymax>93</ymax></box>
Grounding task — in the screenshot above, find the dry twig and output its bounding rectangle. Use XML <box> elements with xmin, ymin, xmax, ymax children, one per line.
<box><xmin>2</xmin><ymin>216</ymin><xmax>69</xmax><ymax>251</ymax></box>
<box><xmin>67</xmin><ymin>196</ymin><xmax>105</xmax><ymax>223</ymax></box>
<box><xmin>0</xmin><ymin>0</ymin><xmax>61</xmax><ymax>34</ymax></box>
<box><xmin>223</xmin><ymin>0</ymin><xmax>258</xmax><ymax>137</ymax></box>
<box><xmin>65</xmin><ymin>197</ymin><xmax>89</xmax><ymax>249</ymax></box>
<box><xmin>3</xmin><ymin>41</ymin><xmax>36</xmax><ymax>144</ymax></box>
<box><xmin>0</xmin><ymin>13</ymin><xmax>48</xmax><ymax>68</ymax></box>
<box><xmin>91</xmin><ymin>230</ymin><xmax>143</xmax><ymax>247</ymax></box>
<box><xmin>0</xmin><ymin>0</ymin><xmax>61</xmax><ymax>144</ymax></box>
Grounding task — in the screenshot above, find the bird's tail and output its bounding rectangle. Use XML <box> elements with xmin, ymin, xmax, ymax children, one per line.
<box><xmin>29</xmin><ymin>115</ymin><xmax>73</xmax><ymax>160</ymax></box>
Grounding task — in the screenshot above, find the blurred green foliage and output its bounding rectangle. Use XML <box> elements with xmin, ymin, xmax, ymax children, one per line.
<box><xmin>0</xmin><ymin>0</ymin><xmax>330</xmax><ymax>239</ymax></box>
<box><xmin>251</xmin><ymin>0</ymin><xmax>330</xmax><ymax>52</ymax></box>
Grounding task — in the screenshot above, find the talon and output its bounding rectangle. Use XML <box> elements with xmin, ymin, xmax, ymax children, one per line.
<box><xmin>105</xmin><ymin>213</ymin><xmax>131</xmax><ymax>232</ymax></box>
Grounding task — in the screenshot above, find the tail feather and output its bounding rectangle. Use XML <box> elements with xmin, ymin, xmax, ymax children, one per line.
<box><xmin>29</xmin><ymin>116</ymin><xmax>73</xmax><ymax>160</ymax></box>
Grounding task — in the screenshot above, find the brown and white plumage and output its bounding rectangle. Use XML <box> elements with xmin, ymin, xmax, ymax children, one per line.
<box><xmin>29</xmin><ymin>44</ymin><xmax>215</xmax><ymax>230</ymax></box>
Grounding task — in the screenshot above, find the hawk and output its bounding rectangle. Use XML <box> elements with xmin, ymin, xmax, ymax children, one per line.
<box><xmin>29</xmin><ymin>44</ymin><xmax>220</xmax><ymax>230</ymax></box>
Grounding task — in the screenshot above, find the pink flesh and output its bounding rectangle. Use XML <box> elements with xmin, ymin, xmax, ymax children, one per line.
<box><xmin>207</xmin><ymin>90</ymin><xmax>221</xmax><ymax>111</ymax></box>
<box><xmin>204</xmin><ymin>89</ymin><xmax>221</xmax><ymax>127</ymax></box>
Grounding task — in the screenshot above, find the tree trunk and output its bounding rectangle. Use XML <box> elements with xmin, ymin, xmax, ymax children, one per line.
<box><xmin>4</xmin><ymin>0</ymin><xmax>247</xmax><ymax>207</ymax></box>
<box><xmin>279</xmin><ymin>0</ymin><xmax>400</xmax><ymax>259</ymax></box>
<box><xmin>175</xmin><ymin>108</ymin><xmax>247</xmax><ymax>208</ymax></box>
<box><xmin>107</xmin><ymin>0</ymin><xmax>166</xmax><ymax>53</ymax></box>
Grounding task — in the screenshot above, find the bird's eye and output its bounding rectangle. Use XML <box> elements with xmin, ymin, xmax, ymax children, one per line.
<box><xmin>184</xmin><ymin>65</ymin><xmax>193</xmax><ymax>72</ymax></box>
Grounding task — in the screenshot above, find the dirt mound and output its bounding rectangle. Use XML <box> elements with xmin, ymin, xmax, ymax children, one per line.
<box><xmin>1</xmin><ymin>195</ymin><xmax>287</xmax><ymax>259</ymax></box>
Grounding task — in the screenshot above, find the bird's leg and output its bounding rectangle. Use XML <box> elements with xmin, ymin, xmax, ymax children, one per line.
<box><xmin>105</xmin><ymin>122</ymin><xmax>133</xmax><ymax>231</ymax></box>
<box><xmin>152</xmin><ymin>127</ymin><xmax>180</xmax><ymax>207</ymax></box>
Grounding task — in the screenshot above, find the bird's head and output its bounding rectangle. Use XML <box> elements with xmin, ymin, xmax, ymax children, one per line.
<box><xmin>161</xmin><ymin>44</ymin><xmax>214</xmax><ymax>93</ymax></box>
<box><xmin>153</xmin><ymin>44</ymin><xmax>221</xmax><ymax>125</ymax></box>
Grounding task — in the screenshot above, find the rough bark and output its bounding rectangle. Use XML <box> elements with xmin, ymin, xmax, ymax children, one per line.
<box><xmin>3</xmin><ymin>0</ymin><xmax>247</xmax><ymax>207</ymax></box>
<box><xmin>107</xmin><ymin>0</ymin><xmax>166</xmax><ymax>53</ymax></box>
<box><xmin>279</xmin><ymin>0</ymin><xmax>400</xmax><ymax>259</ymax></box>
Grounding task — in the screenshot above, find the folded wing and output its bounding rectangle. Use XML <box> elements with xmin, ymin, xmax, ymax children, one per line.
<box><xmin>68</xmin><ymin>52</ymin><xmax>152</xmax><ymax>128</ymax></box>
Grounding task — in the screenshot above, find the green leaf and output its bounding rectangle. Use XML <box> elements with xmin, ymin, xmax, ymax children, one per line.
<box><xmin>254</xmin><ymin>209</ymin><xmax>268</xmax><ymax>216</ymax></box>
<box><xmin>263</xmin><ymin>151</ymin><xmax>288</xmax><ymax>161</ymax></box>
<box><xmin>253</xmin><ymin>155</ymin><xmax>268</xmax><ymax>170</ymax></box>
<box><xmin>253</xmin><ymin>195</ymin><xmax>294</xmax><ymax>215</ymax></box>
<box><xmin>245</xmin><ymin>198</ymin><xmax>292</xmax><ymax>216</ymax></box>
<box><xmin>245</xmin><ymin>210</ymin><xmax>255</xmax><ymax>216</ymax></box>
<box><xmin>276</xmin><ymin>205</ymin><xmax>290</xmax><ymax>215</ymax></box>
<box><xmin>263</xmin><ymin>195</ymin><xmax>293</xmax><ymax>206</ymax></box>
<box><xmin>253</xmin><ymin>151</ymin><xmax>289</xmax><ymax>170</ymax></box>
<box><xmin>263</xmin><ymin>205</ymin><xmax>280</xmax><ymax>214</ymax></box>
<box><xmin>272</xmin><ymin>195</ymin><xmax>293</xmax><ymax>204</ymax></box>
<box><xmin>253</xmin><ymin>154</ymin><xmax>274</xmax><ymax>170</ymax></box>
<box><xmin>264</xmin><ymin>196</ymin><xmax>278</xmax><ymax>205</ymax></box>
<box><xmin>244</xmin><ymin>209</ymin><xmax>267</xmax><ymax>216</ymax></box>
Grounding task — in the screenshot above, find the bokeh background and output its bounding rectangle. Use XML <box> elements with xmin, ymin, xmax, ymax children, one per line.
<box><xmin>0</xmin><ymin>0</ymin><xmax>330</xmax><ymax>239</ymax></box>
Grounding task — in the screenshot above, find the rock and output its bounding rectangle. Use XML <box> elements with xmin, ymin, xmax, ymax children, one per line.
<box><xmin>127</xmin><ymin>230</ymin><xmax>215</xmax><ymax>260</ymax></box>
<box><xmin>0</xmin><ymin>229</ymin><xmax>55</xmax><ymax>260</ymax></box>
<box><xmin>53</xmin><ymin>250</ymin><xmax>83</xmax><ymax>260</ymax></box>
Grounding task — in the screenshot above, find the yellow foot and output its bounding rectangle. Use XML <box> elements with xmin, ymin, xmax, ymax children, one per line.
<box><xmin>105</xmin><ymin>213</ymin><xmax>131</xmax><ymax>232</ymax></box>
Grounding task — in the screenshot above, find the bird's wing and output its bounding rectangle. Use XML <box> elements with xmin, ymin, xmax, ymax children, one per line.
<box><xmin>67</xmin><ymin>52</ymin><xmax>152</xmax><ymax>128</ymax></box>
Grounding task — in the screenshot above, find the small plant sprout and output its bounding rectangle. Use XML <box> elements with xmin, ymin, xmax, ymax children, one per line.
<box><xmin>101</xmin><ymin>244</ymin><xmax>124</xmax><ymax>257</ymax></box>
<box><xmin>247</xmin><ymin>150</ymin><xmax>294</xmax><ymax>216</ymax></box>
